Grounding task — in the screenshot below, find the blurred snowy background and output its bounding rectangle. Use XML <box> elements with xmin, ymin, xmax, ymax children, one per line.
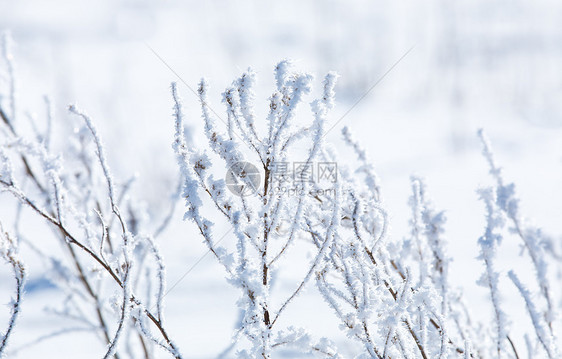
<box><xmin>1</xmin><ymin>0</ymin><xmax>562</xmax><ymax>357</ymax></box>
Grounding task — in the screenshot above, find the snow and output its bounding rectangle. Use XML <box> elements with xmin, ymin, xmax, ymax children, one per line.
<box><xmin>1</xmin><ymin>0</ymin><xmax>562</xmax><ymax>358</ymax></box>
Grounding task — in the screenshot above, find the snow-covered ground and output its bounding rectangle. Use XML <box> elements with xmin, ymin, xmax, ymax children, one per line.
<box><xmin>1</xmin><ymin>0</ymin><xmax>562</xmax><ymax>357</ymax></box>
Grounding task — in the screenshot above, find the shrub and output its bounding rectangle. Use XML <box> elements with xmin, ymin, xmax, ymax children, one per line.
<box><xmin>0</xmin><ymin>35</ymin><xmax>560</xmax><ymax>358</ymax></box>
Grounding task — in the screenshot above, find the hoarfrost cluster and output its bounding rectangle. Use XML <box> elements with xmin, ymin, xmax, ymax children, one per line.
<box><xmin>0</xmin><ymin>35</ymin><xmax>560</xmax><ymax>359</ymax></box>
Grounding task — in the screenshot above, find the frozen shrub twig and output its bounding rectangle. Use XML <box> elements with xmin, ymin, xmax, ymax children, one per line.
<box><xmin>478</xmin><ymin>129</ymin><xmax>555</xmax><ymax>331</ymax></box>
<box><xmin>508</xmin><ymin>271</ymin><xmax>557</xmax><ymax>358</ymax></box>
<box><xmin>476</xmin><ymin>187</ymin><xmax>508</xmax><ymax>359</ymax></box>
<box><xmin>1</xmin><ymin>32</ymin><xmax>16</xmax><ymax>126</ymax></box>
<box><xmin>0</xmin><ymin>43</ymin><xmax>183</xmax><ymax>358</ymax></box>
<box><xmin>315</xmin><ymin>129</ymin><xmax>477</xmax><ymax>358</ymax></box>
<box><xmin>173</xmin><ymin>63</ymin><xmax>343</xmax><ymax>358</ymax></box>
<box><xmin>0</xmin><ymin>222</ymin><xmax>25</xmax><ymax>357</ymax></box>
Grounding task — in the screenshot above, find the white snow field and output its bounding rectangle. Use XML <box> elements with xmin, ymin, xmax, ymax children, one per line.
<box><xmin>1</xmin><ymin>0</ymin><xmax>561</xmax><ymax>358</ymax></box>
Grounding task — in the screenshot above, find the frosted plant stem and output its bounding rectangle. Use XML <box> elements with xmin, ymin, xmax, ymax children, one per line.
<box><xmin>478</xmin><ymin>129</ymin><xmax>555</xmax><ymax>331</ymax></box>
<box><xmin>508</xmin><ymin>271</ymin><xmax>556</xmax><ymax>358</ymax></box>
<box><xmin>1</xmin><ymin>32</ymin><xmax>16</xmax><ymax>125</ymax></box>
<box><xmin>0</xmin><ymin>224</ymin><xmax>25</xmax><ymax>358</ymax></box>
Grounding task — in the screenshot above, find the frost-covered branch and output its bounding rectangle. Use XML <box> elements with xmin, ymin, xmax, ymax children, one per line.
<box><xmin>476</xmin><ymin>187</ymin><xmax>508</xmax><ymax>359</ymax></box>
<box><xmin>0</xmin><ymin>42</ymin><xmax>183</xmax><ymax>357</ymax></box>
<box><xmin>173</xmin><ymin>62</ymin><xmax>344</xmax><ymax>358</ymax></box>
<box><xmin>508</xmin><ymin>271</ymin><xmax>557</xmax><ymax>358</ymax></box>
<box><xmin>478</xmin><ymin>129</ymin><xmax>555</xmax><ymax>331</ymax></box>
<box><xmin>0</xmin><ymin>223</ymin><xmax>25</xmax><ymax>357</ymax></box>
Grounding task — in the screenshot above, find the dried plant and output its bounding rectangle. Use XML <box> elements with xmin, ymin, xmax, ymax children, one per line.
<box><xmin>172</xmin><ymin>62</ymin><xmax>342</xmax><ymax>357</ymax></box>
<box><xmin>173</xmin><ymin>61</ymin><xmax>560</xmax><ymax>358</ymax></box>
<box><xmin>0</xmin><ymin>222</ymin><xmax>25</xmax><ymax>357</ymax></box>
<box><xmin>0</xmin><ymin>33</ymin><xmax>560</xmax><ymax>359</ymax></box>
<box><xmin>0</xmin><ymin>33</ymin><xmax>182</xmax><ymax>359</ymax></box>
